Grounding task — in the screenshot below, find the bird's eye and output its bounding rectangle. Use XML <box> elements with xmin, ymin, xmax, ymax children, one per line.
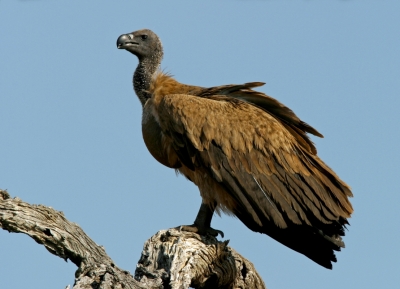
<box><xmin>141</xmin><ymin>35</ymin><xmax>148</xmax><ymax>40</ymax></box>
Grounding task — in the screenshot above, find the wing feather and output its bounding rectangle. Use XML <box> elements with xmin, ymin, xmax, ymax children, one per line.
<box><xmin>154</xmin><ymin>91</ymin><xmax>353</xmax><ymax>268</ymax></box>
<box><xmin>198</xmin><ymin>82</ymin><xmax>323</xmax><ymax>154</ymax></box>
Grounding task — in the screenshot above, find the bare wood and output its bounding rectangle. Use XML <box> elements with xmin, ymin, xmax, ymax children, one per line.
<box><xmin>136</xmin><ymin>228</ymin><xmax>266</xmax><ymax>289</ymax></box>
<box><xmin>0</xmin><ymin>189</ymin><xmax>145</xmax><ymax>289</ymax></box>
<box><xmin>0</xmin><ymin>189</ymin><xmax>266</xmax><ymax>288</ymax></box>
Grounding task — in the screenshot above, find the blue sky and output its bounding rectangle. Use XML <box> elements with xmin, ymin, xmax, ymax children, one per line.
<box><xmin>1</xmin><ymin>1</ymin><xmax>399</xmax><ymax>288</ymax></box>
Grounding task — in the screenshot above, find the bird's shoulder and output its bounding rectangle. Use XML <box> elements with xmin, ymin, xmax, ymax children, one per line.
<box><xmin>153</xmin><ymin>95</ymin><xmax>294</xmax><ymax>159</ymax></box>
<box><xmin>149</xmin><ymin>72</ymin><xmax>204</xmax><ymax>104</ymax></box>
<box><xmin>148</xmin><ymin>72</ymin><xmax>319</xmax><ymax>155</ymax></box>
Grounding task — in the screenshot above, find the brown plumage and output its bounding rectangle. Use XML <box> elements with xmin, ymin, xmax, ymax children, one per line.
<box><xmin>117</xmin><ymin>29</ymin><xmax>353</xmax><ymax>269</ymax></box>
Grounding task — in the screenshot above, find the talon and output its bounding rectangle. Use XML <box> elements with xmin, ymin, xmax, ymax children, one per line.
<box><xmin>179</xmin><ymin>224</ymin><xmax>224</xmax><ymax>238</ymax></box>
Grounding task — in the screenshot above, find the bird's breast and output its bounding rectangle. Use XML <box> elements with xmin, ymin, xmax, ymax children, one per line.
<box><xmin>142</xmin><ymin>105</ymin><xmax>180</xmax><ymax>169</ymax></box>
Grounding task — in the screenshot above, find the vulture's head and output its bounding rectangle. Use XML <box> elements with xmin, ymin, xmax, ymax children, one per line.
<box><xmin>117</xmin><ymin>29</ymin><xmax>163</xmax><ymax>61</ymax></box>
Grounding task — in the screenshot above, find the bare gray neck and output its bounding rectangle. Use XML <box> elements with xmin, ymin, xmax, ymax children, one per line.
<box><xmin>133</xmin><ymin>56</ymin><xmax>161</xmax><ymax>106</ymax></box>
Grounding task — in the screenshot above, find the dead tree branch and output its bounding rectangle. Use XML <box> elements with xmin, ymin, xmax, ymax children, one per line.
<box><xmin>136</xmin><ymin>228</ymin><xmax>266</xmax><ymax>289</ymax></box>
<box><xmin>0</xmin><ymin>189</ymin><xmax>266</xmax><ymax>289</ymax></box>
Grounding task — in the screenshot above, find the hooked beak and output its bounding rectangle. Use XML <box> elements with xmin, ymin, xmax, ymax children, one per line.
<box><xmin>116</xmin><ymin>34</ymin><xmax>138</xmax><ymax>49</ymax></box>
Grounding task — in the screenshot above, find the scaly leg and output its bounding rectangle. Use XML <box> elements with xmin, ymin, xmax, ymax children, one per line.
<box><xmin>180</xmin><ymin>202</ymin><xmax>224</xmax><ymax>238</ymax></box>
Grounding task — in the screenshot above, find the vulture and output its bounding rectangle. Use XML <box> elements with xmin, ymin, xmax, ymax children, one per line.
<box><xmin>116</xmin><ymin>29</ymin><xmax>353</xmax><ymax>269</ymax></box>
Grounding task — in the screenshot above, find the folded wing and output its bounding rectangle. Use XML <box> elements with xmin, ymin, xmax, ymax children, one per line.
<box><xmin>154</xmin><ymin>85</ymin><xmax>353</xmax><ymax>268</ymax></box>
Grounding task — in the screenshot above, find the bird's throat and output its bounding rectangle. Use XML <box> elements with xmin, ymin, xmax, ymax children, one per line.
<box><xmin>133</xmin><ymin>57</ymin><xmax>161</xmax><ymax>106</ymax></box>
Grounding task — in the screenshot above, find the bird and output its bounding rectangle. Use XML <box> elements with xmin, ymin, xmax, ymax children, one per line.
<box><xmin>116</xmin><ymin>29</ymin><xmax>353</xmax><ymax>269</ymax></box>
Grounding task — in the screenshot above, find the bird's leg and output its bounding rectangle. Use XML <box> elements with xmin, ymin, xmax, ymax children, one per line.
<box><xmin>179</xmin><ymin>202</ymin><xmax>224</xmax><ymax>238</ymax></box>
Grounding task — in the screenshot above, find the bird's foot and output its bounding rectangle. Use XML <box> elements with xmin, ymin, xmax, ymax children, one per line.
<box><xmin>179</xmin><ymin>224</ymin><xmax>224</xmax><ymax>238</ymax></box>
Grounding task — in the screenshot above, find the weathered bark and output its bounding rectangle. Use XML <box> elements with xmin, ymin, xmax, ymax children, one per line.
<box><xmin>0</xmin><ymin>189</ymin><xmax>266</xmax><ymax>289</ymax></box>
<box><xmin>136</xmin><ymin>228</ymin><xmax>266</xmax><ymax>289</ymax></box>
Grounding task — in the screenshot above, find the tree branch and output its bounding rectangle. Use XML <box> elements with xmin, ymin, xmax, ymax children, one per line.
<box><xmin>136</xmin><ymin>228</ymin><xmax>266</xmax><ymax>289</ymax></box>
<box><xmin>0</xmin><ymin>189</ymin><xmax>266</xmax><ymax>289</ymax></box>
